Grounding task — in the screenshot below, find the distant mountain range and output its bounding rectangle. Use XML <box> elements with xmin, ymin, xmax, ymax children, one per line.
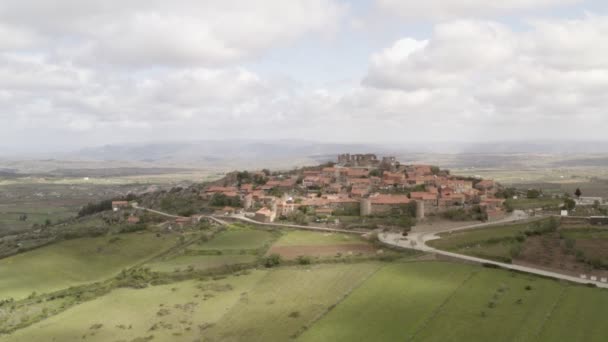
<box><xmin>3</xmin><ymin>140</ymin><xmax>608</xmax><ymax>172</ymax></box>
<box><xmin>66</xmin><ymin>140</ymin><xmax>608</xmax><ymax>160</ymax></box>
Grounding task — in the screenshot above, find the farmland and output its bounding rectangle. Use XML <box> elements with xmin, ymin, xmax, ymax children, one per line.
<box><xmin>299</xmin><ymin>261</ymin><xmax>608</xmax><ymax>342</ymax></box>
<box><xmin>5</xmin><ymin>263</ymin><xmax>381</xmax><ymax>342</ymax></box>
<box><xmin>267</xmin><ymin>230</ymin><xmax>379</xmax><ymax>260</ymax></box>
<box><xmin>0</xmin><ymin>232</ymin><xmax>180</xmax><ymax>300</ymax></box>
<box><xmin>427</xmin><ymin>221</ymin><xmax>533</xmax><ymax>262</ymax></box>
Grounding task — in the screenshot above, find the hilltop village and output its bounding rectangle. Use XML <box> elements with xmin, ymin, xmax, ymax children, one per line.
<box><xmin>201</xmin><ymin>154</ymin><xmax>506</xmax><ymax>225</ymax></box>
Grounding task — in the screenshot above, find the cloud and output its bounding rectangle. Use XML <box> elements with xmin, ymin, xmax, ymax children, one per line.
<box><xmin>375</xmin><ymin>0</ymin><xmax>582</xmax><ymax>20</ymax></box>
<box><xmin>2</xmin><ymin>4</ymin><xmax>608</xmax><ymax>151</ymax></box>
<box><xmin>361</xmin><ymin>16</ymin><xmax>608</xmax><ymax>138</ymax></box>
<box><xmin>0</xmin><ymin>0</ymin><xmax>347</xmax><ymax>67</ymax></box>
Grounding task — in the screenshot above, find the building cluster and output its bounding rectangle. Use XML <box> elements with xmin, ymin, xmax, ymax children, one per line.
<box><xmin>201</xmin><ymin>154</ymin><xmax>506</xmax><ymax>223</ymax></box>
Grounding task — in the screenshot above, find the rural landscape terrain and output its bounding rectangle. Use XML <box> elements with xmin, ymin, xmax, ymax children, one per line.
<box><xmin>2</xmin><ymin>149</ymin><xmax>608</xmax><ymax>341</ymax></box>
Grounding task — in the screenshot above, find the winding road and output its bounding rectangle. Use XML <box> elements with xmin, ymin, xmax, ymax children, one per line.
<box><xmin>378</xmin><ymin>210</ymin><xmax>608</xmax><ymax>289</ymax></box>
<box><xmin>134</xmin><ymin>203</ymin><xmax>608</xmax><ymax>288</ymax></box>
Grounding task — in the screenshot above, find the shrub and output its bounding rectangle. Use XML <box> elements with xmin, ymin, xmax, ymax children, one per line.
<box><xmin>296</xmin><ymin>256</ymin><xmax>312</xmax><ymax>265</ymax></box>
<box><xmin>509</xmin><ymin>244</ymin><xmax>522</xmax><ymax>258</ymax></box>
<box><xmin>263</xmin><ymin>254</ymin><xmax>281</xmax><ymax>268</ymax></box>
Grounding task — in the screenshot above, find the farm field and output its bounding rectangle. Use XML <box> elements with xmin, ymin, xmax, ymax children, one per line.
<box><xmin>273</xmin><ymin>230</ymin><xmax>366</xmax><ymax>246</ymax></box>
<box><xmin>4</xmin><ymin>263</ymin><xmax>381</xmax><ymax>342</ymax></box>
<box><xmin>299</xmin><ymin>261</ymin><xmax>608</xmax><ymax>342</ymax></box>
<box><xmin>146</xmin><ymin>254</ymin><xmax>258</xmax><ymax>273</ymax></box>
<box><xmin>187</xmin><ymin>226</ymin><xmax>277</xmax><ymax>252</ymax></box>
<box><xmin>4</xmin><ymin>271</ymin><xmax>269</xmax><ymax>342</ymax></box>
<box><xmin>505</xmin><ymin>197</ymin><xmax>563</xmax><ymax>210</ymax></box>
<box><xmin>0</xmin><ymin>232</ymin><xmax>179</xmax><ymax>300</ymax></box>
<box><xmin>427</xmin><ymin>221</ymin><xmax>533</xmax><ymax>262</ymax></box>
<box><xmin>267</xmin><ymin>230</ymin><xmax>377</xmax><ymax>260</ymax></box>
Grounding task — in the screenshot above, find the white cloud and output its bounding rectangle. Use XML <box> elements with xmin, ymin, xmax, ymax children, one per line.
<box><xmin>0</xmin><ymin>0</ymin><xmax>347</xmax><ymax>67</ymax></box>
<box><xmin>2</xmin><ymin>3</ymin><xmax>608</xmax><ymax>150</ymax></box>
<box><xmin>375</xmin><ymin>0</ymin><xmax>582</xmax><ymax>20</ymax></box>
<box><xmin>362</xmin><ymin>16</ymin><xmax>608</xmax><ymax>137</ymax></box>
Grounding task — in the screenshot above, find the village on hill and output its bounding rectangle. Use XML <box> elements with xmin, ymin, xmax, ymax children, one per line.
<box><xmin>200</xmin><ymin>153</ymin><xmax>506</xmax><ymax>226</ymax></box>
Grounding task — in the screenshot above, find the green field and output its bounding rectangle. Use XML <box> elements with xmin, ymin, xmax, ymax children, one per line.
<box><xmin>0</xmin><ymin>232</ymin><xmax>179</xmax><ymax>300</ymax></box>
<box><xmin>0</xmin><ymin>204</ymin><xmax>76</xmax><ymax>232</ymax></box>
<box><xmin>299</xmin><ymin>261</ymin><xmax>608</xmax><ymax>342</ymax></box>
<box><xmin>146</xmin><ymin>254</ymin><xmax>258</xmax><ymax>272</ymax></box>
<box><xmin>187</xmin><ymin>227</ymin><xmax>277</xmax><ymax>251</ymax></box>
<box><xmin>5</xmin><ymin>263</ymin><xmax>381</xmax><ymax>342</ymax></box>
<box><xmin>427</xmin><ymin>222</ymin><xmax>530</xmax><ymax>262</ymax></box>
<box><xmin>561</xmin><ymin>227</ymin><xmax>608</xmax><ymax>240</ymax></box>
<box><xmin>4</xmin><ymin>271</ymin><xmax>269</xmax><ymax>342</ymax></box>
<box><xmin>273</xmin><ymin>230</ymin><xmax>367</xmax><ymax>246</ymax></box>
<box><xmin>505</xmin><ymin>197</ymin><xmax>563</xmax><ymax>210</ymax></box>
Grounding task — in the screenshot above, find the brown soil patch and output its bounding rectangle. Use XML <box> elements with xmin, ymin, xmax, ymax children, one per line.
<box><xmin>514</xmin><ymin>233</ymin><xmax>608</xmax><ymax>278</ymax></box>
<box><xmin>266</xmin><ymin>244</ymin><xmax>378</xmax><ymax>259</ymax></box>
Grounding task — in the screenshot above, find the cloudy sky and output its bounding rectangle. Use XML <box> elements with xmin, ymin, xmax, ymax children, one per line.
<box><xmin>1</xmin><ymin>0</ymin><xmax>608</xmax><ymax>153</ymax></box>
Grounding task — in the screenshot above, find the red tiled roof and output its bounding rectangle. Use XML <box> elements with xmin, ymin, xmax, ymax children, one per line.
<box><xmin>370</xmin><ymin>194</ymin><xmax>410</xmax><ymax>205</ymax></box>
<box><xmin>410</xmin><ymin>192</ymin><xmax>438</xmax><ymax>201</ymax></box>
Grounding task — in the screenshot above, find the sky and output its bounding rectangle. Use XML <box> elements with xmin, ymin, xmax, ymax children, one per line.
<box><xmin>1</xmin><ymin>0</ymin><xmax>608</xmax><ymax>154</ymax></box>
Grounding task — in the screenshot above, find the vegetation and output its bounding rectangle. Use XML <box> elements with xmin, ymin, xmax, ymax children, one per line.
<box><xmin>428</xmin><ymin>219</ymin><xmax>556</xmax><ymax>263</ymax></box>
<box><xmin>300</xmin><ymin>261</ymin><xmax>608</xmax><ymax>342</ymax></box>
<box><xmin>0</xmin><ymin>232</ymin><xmax>180</xmax><ymax>300</ymax></box>
<box><xmin>441</xmin><ymin>205</ymin><xmax>487</xmax><ymax>221</ymax></box>
<box><xmin>272</xmin><ymin>230</ymin><xmax>366</xmax><ymax>247</ymax></box>
<box><xmin>209</xmin><ymin>193</ymin><xmax>242</xmax><ymax>207</ymax></box>
<box><xmin>77</xmin><ymin>200</ymin><xmax>113</xmax><ymax>217</ymax></box>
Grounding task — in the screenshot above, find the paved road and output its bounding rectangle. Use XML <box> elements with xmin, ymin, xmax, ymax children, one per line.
<box><xmin>132</xmin><ymin>205</ymin><xmax>229</xmax><ymax>226</ymax></box>
<box><xmin>379</xmin><ymin>211</ymin><xmax>608</xmax><ymax>288</ymax></box>
<box><xmin>226</xmin><ymin>214</ymin><xmax>366</xmax><ymax>235</ymax></box>
<box><xmin>134</xmin><ymin>204</ymin><xmax>607</xmax><ymax>288</ymax></box>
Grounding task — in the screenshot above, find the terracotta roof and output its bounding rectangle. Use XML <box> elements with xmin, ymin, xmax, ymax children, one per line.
<box><xmin>370</xmin><ymin>194</ymin><xmax>410</xmax><ymax>205</ymax></box>
<box><xmin>410</xmin><ymin>192</ymin><xmax>438</xmax><ymax>201</ymax></box>
<box><xmin>206</xmin><ymin>186</ymin><xmax>238</xmax><ymax>193</ymax></box>
<box><xmin>255</xmin><ymin>208</ymin><xmax>273</xmax><ymax>216</ymax></box>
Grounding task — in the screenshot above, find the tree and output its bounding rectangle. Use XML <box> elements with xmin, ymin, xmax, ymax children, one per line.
<box><xmin>526</xmin><ymin>189</ymin><xmax>541</xmax><ymax>199</ymax></box>
<box><xmin>564</xmin><ymin>198</ymin><xmax>576</xmax><ymax>211</ymax></box>
<box><xmin>575</xmin><ymin>188</ymin><xmax>582</xmax><ymax>198</ymax></box>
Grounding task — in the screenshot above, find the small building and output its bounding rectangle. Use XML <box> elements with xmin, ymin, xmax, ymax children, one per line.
<box><xmin>112</xmin><ymin>201</ymin><xmax>130</xmax><ymax>211</ymax></box>
<box><xmin>127</xmin><ymin>216</ymin><xmax>140</xmax><ymax>224</ymax></box>
<box><xmin>254</xmin><ymin>207</ymin><xmax>276</xmax><ymax>223</ymax></box>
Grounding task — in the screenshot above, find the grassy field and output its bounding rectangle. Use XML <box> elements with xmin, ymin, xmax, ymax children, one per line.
<box><xmin>505</xmin><ymin>197</ymin><xmax>563</xmax><ymax>210</ymax></box>
<box><xmin>427</xmin><ymin>222</ymin><xmax>533</xmax><ymax>262</ymax></box>
<box><xmin>187</xmin><ymin>227</ymin><xmax>277</xmax><ymax>252</ymax></box>
<box><xmin>561</xmin><ymin>227</ymin><xmax>608</xmax><ymax>240</ymax></box>
<box><xmin>4</xmin><ymin>271</ymin><xmax>269</xmax><ymax>342</ymax></box>
<box><xmin>0</xmin><ymin>232</ymin><xmax>179</xmax><ymax>300</ymax></box>
<box><xmin>4</xmin><ymin>263</ymin><xmax>381</xmax><ymax>342</ymax></box>
<box><xmin>273</xmin><ymin>230</ymin><xmax>367</xmax><ymax>247</ymax></box>
<box><xmin>299</xmin><ymin>261</ymin><xmax>608</xmax><ymax>342</ymax></box>
<box><xmin>0</xmin><ymin>204</ymin><xmax>76</xmax><ymax>232</ymax></box>
<box><xmin>146</xmin><ymin>254</ymin><xmax>258</xmax><ymax>273</ymax></box>
<box><xmin>204</xmin><ymin>263</ymin><xmax>381</xmax><ymax>342</ymax></box>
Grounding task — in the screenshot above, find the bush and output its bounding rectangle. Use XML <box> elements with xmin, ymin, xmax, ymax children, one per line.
<box><xmin>509</xmin><ymin>244</ymin><xmax>522</xmax><ymax>258</ymax></box>
<box><xmin>526</xmin><ymin>189</ymin><xmax>541</xmax><ymax>199</ymax></box>
<box><xmin>210</xmin><ymin>193</ymin><xmax>242</xmax><ymax>207</ymax></box>
<box><xmin>78</xmin><ymin>200</ymin><xmax>113</xmax><ymax>217</ymax></box>
<box><xmin>296</xmin><ymin>256</ymin><xmax>312</xmax><ymax>265</ymax></box>
<box><xmin>263</xmin><ymin>254</ymin><xmax>281</xmax><ymax>268</ymax></box>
